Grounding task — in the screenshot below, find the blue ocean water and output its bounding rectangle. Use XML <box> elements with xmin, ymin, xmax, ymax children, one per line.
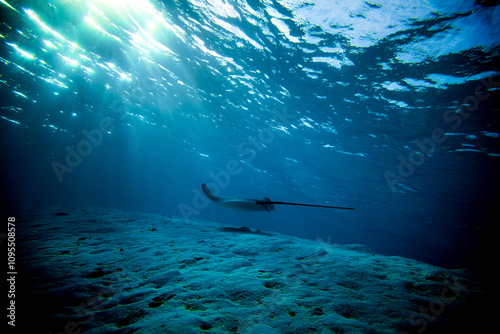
<box><xmin>1</xmin><ymin>0</ymin><xmax>499</xmax><ymax>273</ymax></box>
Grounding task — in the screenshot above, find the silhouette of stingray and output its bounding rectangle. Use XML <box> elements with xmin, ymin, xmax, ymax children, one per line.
<box><xmin>202</xmin><ymin>184</ymin><xmax>354</xmax><ymax>212</ymax></box>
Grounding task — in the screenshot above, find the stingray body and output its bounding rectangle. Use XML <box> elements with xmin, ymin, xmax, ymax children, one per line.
<box><xmin>202</xmin><ymin>184</ymin><xmax>275</xmax><ymax>212</ymax></box>
<box><xmin>201</xmin><ymin>184</ymin><xmax>354</xmax><ymax>212</ymax></box>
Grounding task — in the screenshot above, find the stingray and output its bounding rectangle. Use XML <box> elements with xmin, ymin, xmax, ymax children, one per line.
<box><xmin>202</xmin><ymin>184</ymin><xmax>354</xmax><ymax>212</ymax></box>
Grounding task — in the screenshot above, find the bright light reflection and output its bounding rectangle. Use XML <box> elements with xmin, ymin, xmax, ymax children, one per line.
<box><xmin>85</xmin><ymin>15</ymin><xmax>101</xmax><ymax>30</ymax></box>
<box><xmin>85</xmin><ymin>15</ymin><xmax>122</xmax><ymax>42</ymax></box>
<box><xmin>6</xmin><ymin>42</ymin><xmax>35</xmax><ymax>60</ymax></box>
<box><xmin>42</xmin><ymin>40</ymin><xmax>57</xmax><ymax>49</ymax></box>
<box><xmin>0</xmin><ymin>116</ymin><xmax>20</xmax><ymax>125</ymax></box>
<box><xmin>0</xmin><ymin>0</ymin><xmax>18</xmax><ymax>12</ymax></box>
<box><xmin>119</xmin><ymin>72</ymin><xmax>132</xmax><ymax>81</ymax></box>
<box><xmin>13</xmin><ymin>90</ymin><xmax>28</xmax><ymax>98</ymax></box>
<box><xmin>59</xmin><ymin>54</ymin><xmax>79</xmax><ymax>67</ymax></box>
<box><xmin>5</xmin><ymin>0</ymin><xmax>179</xmax><ymax>104</ymax></box>
<box><xmin>81</xmin><ymin>65</ymin><xmax>95</xmax><ymax>75</ymax></box>
<box><xmin>24</xmin><ymin>9</ymin><xmax>65</xmax><ymax>42</ymax></box>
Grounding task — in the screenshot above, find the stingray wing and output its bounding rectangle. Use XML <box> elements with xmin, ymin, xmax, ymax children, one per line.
<box><xmin>259</xmin><ymin>197</ymin><xmax>275</xmax><ymax>212</ymax></box>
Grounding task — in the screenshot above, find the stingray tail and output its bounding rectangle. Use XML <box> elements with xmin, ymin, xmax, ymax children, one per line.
<box><xmin>266</xmin><ymin>201</ymin><xmax>354</xmax><ymax>210</ymax></box>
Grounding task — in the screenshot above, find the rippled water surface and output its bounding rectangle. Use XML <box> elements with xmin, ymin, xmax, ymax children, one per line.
<box><xmin>1</xmin><ymin>0</ymin><xmax>499</xmax><ymax>269</ymax></box>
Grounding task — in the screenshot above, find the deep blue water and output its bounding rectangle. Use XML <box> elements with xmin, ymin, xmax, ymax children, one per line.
<box><xmin>1</xmin><ymin>0</ymin><xmax>499</xmax><ymax>271</ymax></box>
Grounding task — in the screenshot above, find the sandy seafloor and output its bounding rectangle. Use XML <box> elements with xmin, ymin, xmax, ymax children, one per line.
<box><xmin>11</xmin><ymin>206</ymin><xmax>489</xmax><ymax>334</ymax></box>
